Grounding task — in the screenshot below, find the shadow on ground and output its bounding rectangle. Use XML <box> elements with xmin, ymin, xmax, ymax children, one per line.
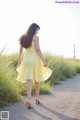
<box><xmin>30</xmin><ymin>103</ymin><xmax>77</xmax><ymax>120</ymax></box>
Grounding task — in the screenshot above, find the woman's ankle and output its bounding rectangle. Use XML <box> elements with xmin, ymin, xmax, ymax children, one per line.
<box><xmin>35</xmin><ymin>96</ymin><xmax>39</xmax><ymax>100</ymax></box>
<box><xmin>27</xmin><ymin>98</ymin><xmax>31</xmax><ymax>102</ymax></box>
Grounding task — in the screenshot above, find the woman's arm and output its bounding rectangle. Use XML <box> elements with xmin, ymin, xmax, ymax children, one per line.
<box><xmin>34</xmin><ymin>36</ymin><xmax>48</xmax><ymax>67</ymax></box>
<box><xmin>18</xmin><ymin>44</ymin><xmax>23</xmax><ymax>66</ymax></box>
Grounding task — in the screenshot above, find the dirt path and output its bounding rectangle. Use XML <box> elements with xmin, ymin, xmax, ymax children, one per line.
<box><xmin>0</xmin><ymin>74</ymin><xmax>80</xmax><ymax>120</ymax></box>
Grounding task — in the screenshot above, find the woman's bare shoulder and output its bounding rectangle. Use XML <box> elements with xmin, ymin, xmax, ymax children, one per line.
<box><xmin>33</xmin><ymin>35</ymin><xmax>39</xmax><ymax>41</ymax></box>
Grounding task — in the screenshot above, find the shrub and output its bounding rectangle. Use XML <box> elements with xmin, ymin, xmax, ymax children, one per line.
<box><xmin>0</xmin><ymin>53</ymin><xmax>21</xmax><ymax>107</ymax></box>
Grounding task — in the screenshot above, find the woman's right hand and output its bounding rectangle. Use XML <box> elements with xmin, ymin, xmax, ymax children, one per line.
<box><xmin>43</xmin><ymin>61</ymin><xmax>48</xmax><ymax>67</ymax></box>
<box><xmin>17</xmin><ymin>60</ymin><xmax>22</xmax><ymax>67</ymax></box>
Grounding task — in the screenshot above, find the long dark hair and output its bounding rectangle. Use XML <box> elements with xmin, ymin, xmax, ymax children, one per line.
<box><xmin>19</xmin><ymin>23</ymin><xmax>40</xmax><ymax>48</ymax></box>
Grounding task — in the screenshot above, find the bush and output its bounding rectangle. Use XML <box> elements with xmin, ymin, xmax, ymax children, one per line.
<box><xmin>0</xmin><ymin>54</ymin><xmax>22</xmax><ymax>107</ymax></box>
<box><xmin>44</xmin><ymin>52</ymin><xmax>80</xmax><ymax>85</ymax></box>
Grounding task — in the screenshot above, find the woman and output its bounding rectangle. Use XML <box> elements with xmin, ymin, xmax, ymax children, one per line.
<box><xmin>16</xmin><ymin>23</ymin><xmax>52</xmax><ymax>108</ymax></box>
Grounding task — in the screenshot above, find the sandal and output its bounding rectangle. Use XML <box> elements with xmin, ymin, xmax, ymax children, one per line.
<box><xmin>35</xmin><ymin>98</ymin><xmax>41</xmax><ymax>105</ymax></box>
<box><xmin>26</xmin><ymin>101</ymin><xmax>32</xmax><ymax>109</ymax></box>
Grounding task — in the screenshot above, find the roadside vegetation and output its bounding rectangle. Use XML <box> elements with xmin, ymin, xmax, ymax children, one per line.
<box><xmin>0</xmin><ymin>51</ymin><xmax>80</xmax><ymax>107</ymax></box>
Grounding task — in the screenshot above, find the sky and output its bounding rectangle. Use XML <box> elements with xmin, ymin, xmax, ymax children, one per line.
<box><xmin>0</xmin><ymin>0</ymin><xmax>80</xmax><ymax>59</ymax></box>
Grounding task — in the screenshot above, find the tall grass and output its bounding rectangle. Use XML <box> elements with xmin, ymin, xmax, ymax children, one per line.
<box><xmin>0</xmin><ymin>53</ymin><xmax>21</xmax><ymax>107</ymax></box>
<box><xmin>0</xmin><ymin>52</ymin><xmax>52</xmax><ymax>107</ymax></box>
<box><xmin>8</xmin><ymin>52</ymin><xmax>80</xmax><ymax>85</ymax></box>
<box><xmin>44</xmin><ymin>52</ymin><xmax>80</xmax><ymax>85</ymax></box>
<box><xmin>0</xmin><ymin>51</ymin><xmax>80</xmax><ymax>107</ymax></box>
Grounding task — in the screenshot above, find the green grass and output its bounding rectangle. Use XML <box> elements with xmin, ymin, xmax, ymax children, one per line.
<box><xmin>0</xmin><ymin>52</ymin><xmax>52</xmax><ymax>107</ymax></box>
<box><xmin>14</xmin><ymin>81</ymin><xmax>52</xmax><ymax>95</ymax></box>
<box><xmin>0</xmin><ymin>53</ymin><xmax>22</xmax><ymax>107</ymax></box>
<box><xmin>0</xmin><ymin>51</ymin><xmax>80</xmax><ymax>107</ymax></box>
<box><xmin>44</xmin><ymin>52</ymin><xmax>80</xmax><ymax>85</ymax></box>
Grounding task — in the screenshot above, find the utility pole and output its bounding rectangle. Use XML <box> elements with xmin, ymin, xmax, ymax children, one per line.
<box><xmin>73</xmin><ymin>44</ymin><xmax>76</xmax><ymax>59</ymax></box>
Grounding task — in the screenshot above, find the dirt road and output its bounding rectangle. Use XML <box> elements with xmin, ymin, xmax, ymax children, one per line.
<box><xmin>0</xmin><ymin>74</ymin><xmax>80</xmax><ymax>120</ymax></box>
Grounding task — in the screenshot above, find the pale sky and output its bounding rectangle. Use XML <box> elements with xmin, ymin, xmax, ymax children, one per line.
<box><xmin>0</xmin><ymin>0</ymin><xmax>80</xmax><ymax>59</ymax></box>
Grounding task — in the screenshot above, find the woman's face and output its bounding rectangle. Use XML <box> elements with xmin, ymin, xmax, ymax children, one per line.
<box><xmin>35</xmin><ymin>28</ymin><xmax>40</xmax><ymax>34</ymax></box>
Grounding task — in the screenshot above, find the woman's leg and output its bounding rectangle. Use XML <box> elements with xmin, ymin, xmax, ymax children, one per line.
<box><xmin>26</xmin><ymin>80</ymin><xmax>32</xmax><ymax>102</ymax></box>
<box><xmin>35</xmin><ymin>81</ymin><xmax>40</xmax><ymax>104</ymax></box>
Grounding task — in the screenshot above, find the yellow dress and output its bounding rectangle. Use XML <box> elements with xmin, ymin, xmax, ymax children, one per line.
<box><xmin>16</xmin><ymin>40</ymin><xmax>52</xmax><ymax>82</ymax></box>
